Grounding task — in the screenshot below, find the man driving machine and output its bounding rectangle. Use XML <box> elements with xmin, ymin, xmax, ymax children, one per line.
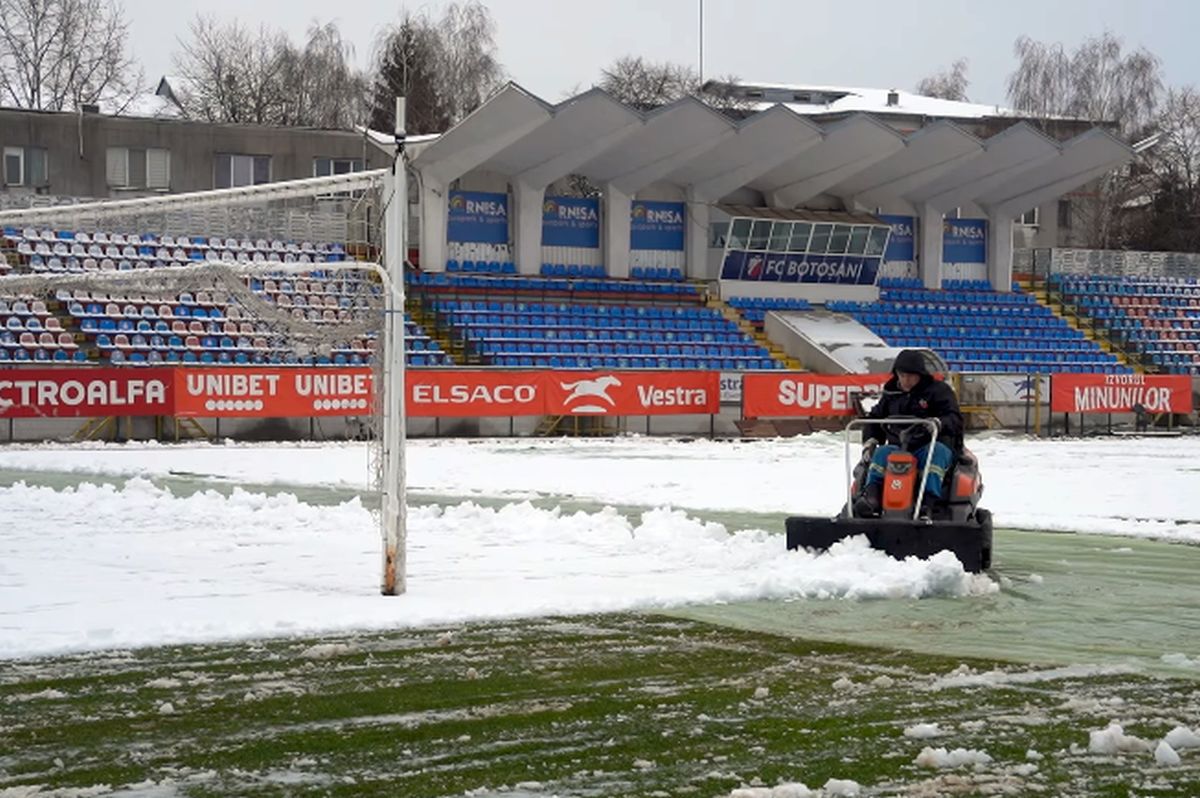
<box><xmin>854</xmin><ymin>349</ymin><xmax>964</xmax><ymax>520</ymax></box>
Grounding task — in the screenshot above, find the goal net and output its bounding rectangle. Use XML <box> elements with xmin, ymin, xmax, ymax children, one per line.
<box><xmin>0</xmin><ymin>167</ymin><xmax>410</xmax><ymax>595</ymax></box>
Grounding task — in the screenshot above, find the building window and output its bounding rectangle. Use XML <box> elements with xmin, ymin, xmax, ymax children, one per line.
<box><xmin>1057</xmin><ymin>199</ymin><xmax>1072</xmax><ymax>229</ymax></box>
<box><xmin>1016</xmin><ymin>207</ymin><xmax>1040</xmax><ymax>226</ymax></box>
<box><xmin>708</xmin><ymin>221</ymin><xmax>729</xmax><ymax>248</ymax></box>
<box><xmin>4</xmin><ymin>146</ymin><xmax>48</xmax><ymax>187</ymax></box>
<box><xmin>215</xmin><ymin>154</ymin><xmax>271</xmax><ymax>189</ymax></box>
<box><xmin>5</xmin><ymin>147</ymin><xmax>24</xmax><ymax>186</ymax></box>
<box><xmin>314</xmin><ymin>157</ymin><xmax>363</xmax><ymax>177</ymax></box>
<box><xmin>107</xmin><ymin>148</ymin><xmax>170</xmax><ymax>190</ymax></box>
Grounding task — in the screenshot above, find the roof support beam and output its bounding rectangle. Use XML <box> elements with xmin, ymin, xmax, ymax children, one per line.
<box><xmin>412</xmin><ymin>84</ymin><xmax>552</xmax><ymax>187</ymax></box>
<box><xmin>978</xmin><ymin>130</ymin><xmax>1134</xmax><ymax>217</ymax></box>
<box><xmin>906</xmin><ymin>122</ymin><xmax>1061</xmax><ymax>213</ymax></box>
<box><xmin>578</xmin><ymin>98</ymin><xmax>735</xmax><ymax>194</ymax></box>
<box><xmin>754</xmin><ymin>115</ymin><xmax>904</xmax><ymax>208</ymax></box>
<box><xmin>832</xmin><ymin>122</ymin><xmax>983</xmax><ymax>207</ymax></box>
<box><xmin>670</xmin><ymin>106</ymin><xmax>824</xmax><ymax>201</ymax></box>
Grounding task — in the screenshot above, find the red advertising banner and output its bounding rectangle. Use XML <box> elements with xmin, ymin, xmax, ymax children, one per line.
<box><xmin>742</xmin><ymin>373</ymin><xmax>890</xmax><ymax>418</ymax></box>
<box><xmin>1050</xmin><ymin>373</ymin><xmax>1194</xmax><ymax>414</ymax></box>
<box><xmin>408</xmin><ymin>370</ymin><xmax>544</xmax><ymax>417</ymax></box>
<box><xmin>174</xmin><ymin>368</ymin><xmax>373</xmax><ymax>418</ymax></box>
<box><xmin>543</xmin><ymin>371</ymin><xmax>720</xmax><ymax>416</ymax></box>
<box><xmin>407</xmin><ymin>370</ymin><xmax>721</xmax><ymax>417</ymax></box>
<box><xmin>0</xmin><ymin>368</ymin><xmax>173</xmax><ymax>418</ymax></box>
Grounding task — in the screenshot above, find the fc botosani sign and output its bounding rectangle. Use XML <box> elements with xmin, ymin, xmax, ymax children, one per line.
<box><xmin>720</xmin><ymin>251</ymin><xmax>883</xmax><ymax>285</ymax></box>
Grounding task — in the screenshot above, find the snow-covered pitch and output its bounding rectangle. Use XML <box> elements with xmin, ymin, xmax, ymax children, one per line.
<box><xmin>1</xmin><ymin>433</ymin><xmax>1198</xmax><ymax>659</ymax></box>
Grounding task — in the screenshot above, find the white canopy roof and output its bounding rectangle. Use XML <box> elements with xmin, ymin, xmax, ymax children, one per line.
<box><xmin>411</xmin><ymin>82</ymin><xmax>1135</xmax><ymax>212</ymax></box>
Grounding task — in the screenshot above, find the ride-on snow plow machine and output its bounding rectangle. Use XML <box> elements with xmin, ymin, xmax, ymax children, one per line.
<box><xmin>785</xmin><ymin>418</ymin><xmax>993</xmax><ymax>572</ymax></box>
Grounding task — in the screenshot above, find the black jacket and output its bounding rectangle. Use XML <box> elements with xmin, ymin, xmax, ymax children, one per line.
<box><xmin>864</xmin><ymin>351</ymin><xmax>964</xmax><ymax>452</ymax></box>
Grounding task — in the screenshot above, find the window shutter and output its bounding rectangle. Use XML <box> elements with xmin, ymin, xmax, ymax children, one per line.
<box><xmin>106</xmin><ymin>147</ymin><xmax>128</xmax><ymax>187</ymax></box>
<box><xmin>147</xmin><ymin>149</ymin><xmax>170</xmax><ymax>189</ymax></box>
<box><xmin>128</xmin><ymin>148</ymin><xmax>147</xmax><ymax>188</ymax></box>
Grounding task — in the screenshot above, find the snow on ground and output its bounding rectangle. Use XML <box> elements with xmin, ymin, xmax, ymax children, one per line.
<box><xmin>0</xmin><ymin>434</ymin><xmax>1196</xmax><ymax>541</ymax></box>
<box><xmin>0</xmin><ymin>433</ymin><xmax>1197</xmax><ymax>659</ymax></box>
<box><xmin>0</xmin><ymin>477</ymin><xmax>993</xmax><ymax>659</ymax></box>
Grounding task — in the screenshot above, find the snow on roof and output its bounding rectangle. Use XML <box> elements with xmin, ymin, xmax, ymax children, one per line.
<box><xmin>116</xmin><ymin>91</ymin><xmax>184</xmax><ymax>120</ymax></box>
<box><xmin>723</xmin><ymin>80</ymin><xmax>1014</xmax><ymax>120</ymax></box>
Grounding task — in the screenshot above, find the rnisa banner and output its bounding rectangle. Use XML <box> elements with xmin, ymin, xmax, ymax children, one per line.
<box><xmin>447</xmin><ymin>190</ymin><xmax>509</xmax><ymax>244</ymax></box>
<box><xmin>542</xmin><ymin>196</ymin><xmax>600</xmax><ymax>248</ymax></box>
<box><xmin>719</xmin><ymin>250</ymin><xmax>882</xmax><ymax>285</ymax></box>
<box><xmin>630</xmin><ymin>200</ymin><xmax>685</xmax><ymax>251</ymax></box>
<box><xmin>942</xmin><ymin>217</ymin><xmax>987</xmax><ymax>263</ymax></box>
<box><xmin>879</xmin><ymin>214</ymin><xmax>915</xmax><ymax>262</ymax></box>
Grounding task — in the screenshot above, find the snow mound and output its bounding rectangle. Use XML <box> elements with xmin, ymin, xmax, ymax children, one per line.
<box><xmin>1087</xmin><ymin>723</ymin><xmax>1153</xmax><ymax>754</ymax></box>
<box><xmin>903</xmin><ymin>723</ymin><xmax>945</xmax><ymax>739</ymax></box>
<box><xmin>914</xmin><ymin>747</ymin><xmax>993</xmax><ymax>769</ymax></box>
<box><xmin>727</xmin><ymin>784</ymin><xmax>813</xmax><ymax>798</ymax></box>
<box><xmin>1165</xmin><ymin>726</ymin><xmax>1200</xmax><ymax>750</ymax></box>
<box><xmin>1155</xmin><ymin>741</ymin><xmax>1181</xmax><ymax>767</ymax></box>
<box><xmin>2</xmin><ymin>480</ymin><xmax>996</xmax><ymax>659</ymax></box>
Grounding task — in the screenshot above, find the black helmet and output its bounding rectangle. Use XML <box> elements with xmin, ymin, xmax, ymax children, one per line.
<box><xmin>892</xmin><ymin>348</ymin><xmax>930</xmax><ymax>376</ymax></box>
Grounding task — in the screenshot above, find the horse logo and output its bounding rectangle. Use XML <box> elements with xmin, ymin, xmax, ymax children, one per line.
<box><xmin>560</xmin><ymin>374</ymin><xmax>621</xmax><ymax>414</ymax></box>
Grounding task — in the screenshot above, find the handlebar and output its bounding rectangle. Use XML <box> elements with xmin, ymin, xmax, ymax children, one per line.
<box><xmin>843</xmin><ymin>418</ymin><xmax>940</xmax><ymax>522</ymax></box>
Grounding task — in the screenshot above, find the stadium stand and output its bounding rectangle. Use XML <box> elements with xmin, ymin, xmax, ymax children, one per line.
<box><xmin>0</xmin><ymin>293</ymin><xmax>88</xmax><ymax>363</ymax></box>
<box><xmin>1050</xmin><ymin>273</ymin><xmax>1200</xmax><ymax>376</ymax></box>
<box><xmin>406</xmin><ymin>271</ymin><xmax>779</xmax><ymax>370</ymax></box>
<box><xmin>726</xmin><ymin>296</ymin><xmax>814</xmax><ymax>328</ymax></box>
<box><xmin>824</xmin><ymin>277</ymin><xmax>1129</xmax><ymax>374</ymax></box>
<box><xmin>0</xmin><ymin>227</ymin><xmax>446</xmax><ymax>367</ymax></box>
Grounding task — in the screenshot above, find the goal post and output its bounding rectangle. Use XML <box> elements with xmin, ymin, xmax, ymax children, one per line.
<box><xmin>380</xmin><ymin>97</ymin><xmax>409</xmax><ymax>596</ymax></box>
<box><xmin>0</xmin><ymin>112</ymin><xmax>411</xmax><ymax>596</ymax></box>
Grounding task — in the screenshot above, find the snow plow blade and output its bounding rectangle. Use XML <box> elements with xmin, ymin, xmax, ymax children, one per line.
<box><xmin>785</xmin><ymin>516</ymin><xmax>992</xmax><ymax>573</ymax></box>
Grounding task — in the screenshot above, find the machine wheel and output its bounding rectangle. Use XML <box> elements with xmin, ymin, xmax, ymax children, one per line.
<box><xmin>975</xmin><ymin>508</ymin><xmax>993</xmax><ymax>570</ymax></box>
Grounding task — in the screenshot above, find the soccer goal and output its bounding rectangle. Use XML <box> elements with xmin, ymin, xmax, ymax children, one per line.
<box><xmin>0</xmin><ymin>157</ymin><xmax>411</xmax><ymax>596</ymax></box>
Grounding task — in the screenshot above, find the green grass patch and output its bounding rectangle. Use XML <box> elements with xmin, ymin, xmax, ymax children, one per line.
<box><xmin>3</xmin><ymin>616</ymin><xmax>1198</xmax><ymax>797</ymax></box>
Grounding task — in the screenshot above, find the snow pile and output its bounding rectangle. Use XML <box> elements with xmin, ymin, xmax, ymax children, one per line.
<box><xmin>1155</xmin><ymin>741</ymin><xmax>1181</xmax><ymax>766</ymax></box>
<box><xmin>2</xmin><ymin>435</ymin><xmax>1200</xmax><ymax>542</ymax></box>
<box><xmin>1161</xmin><ymin>653</ymin><xmax>1200</xmax><ymax>669</ymax></box>
<box><xmin>1164</xmin><ymin>726</ymin><xmax>1200</xmax><ymax>750</ymax></box>
<box><xmin>914</xmin><ymin>747</ymin><xmax>993</xmax><ymax>769</ymax></box>
<box><xmin>903</xmin><ymin>723</ymin><xmax>945</xmax><ymax>739</ymax></box>
<box><xmin>821</xmin><ymin>779</ymin><xmax>862</xmax><ymax>796</ymax></box>
<box><xmin>1087</xmin><ymin>723</ymin><xmax>1153</xmax><ymax>755</ymax></box>
<box><xmin>0</xmin><ymin>478</ymin><xmax>994</xmax><ymax>659</ymax></box>
<box><xmin>929</xmin><ymin>663</ymin><xmax>1133</xmax><ymax>691</ymax></box>
<box><xmin>727</xmin><ymin>785</ymin><xmax>813</xmax><ymax>798</ymax></box>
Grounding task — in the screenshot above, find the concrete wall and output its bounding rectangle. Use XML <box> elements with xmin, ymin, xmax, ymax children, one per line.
<box><xmin>0</xmin><ymin>109</ymin><xmax>385</xmax><ymax>200</ymax></box>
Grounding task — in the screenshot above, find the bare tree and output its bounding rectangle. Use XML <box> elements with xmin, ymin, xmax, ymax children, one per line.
<box><xmin>369</xmin><ymin>1</ymin><xmax>504</xmax><ymax>135</ymax></box>
<box><xmin>174</xmin><ymin>16</ymin><xmax>367</xmax><ymax>128</ymax></box>
<box><xmin>915</xmin><ymin>58</ymin><xmax>970</xmax><ymax>101</ymax></box>
<box><xmin>598</xmin><ymin>56</ymin><xmax>697</xmax><ymax>109</ymax></box>
<box><xmin>436</xmin><ymin>1</ymin><xmax>503</xmax><ymax>124</ymax></box>
<box><xmin>1007</xmin><ymin>31</ymin><xmax>1162</xmax><ymax>139</ymax></box>
<box><xmin>279</xmin><ymin>22</ymin><xmax>368</xmax><ymax>129</ymax></box>
<box><xmin>0</xmin><ymin>0</ymin><xmax>141</xmax><ymax>111</ymax></box>
<box><xmin>1126</xmin><ymin>87</ymin><xmax>1200</xmax><ymax>251</ymax></box>
<box><xmin>173</xmin><ymin>16</ymin><xmax>288</xmax><ymax>124</ymax></box>
<box><xmin>1006</xmin><ymin>32</ymin><xmax>1164</xmax><ymax>247</ymax></box>
<box><xmin>597</xmin><ymin>57</ymin><xmax>753</xmax><ymax>118</ymax></box>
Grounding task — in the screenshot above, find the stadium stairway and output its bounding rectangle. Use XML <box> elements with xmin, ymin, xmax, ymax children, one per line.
<box><xmin>405</xmin><ymin>297</ymin><xmax>466</xmax><ymax>366</ymax></box>
<box><xmin>1019</xmin><ymin>277</ymin><xmax>1141</xmax><ymax>372</ymax></box>
<box><xmin>706</xmin><ymin>295</ymin><xmax>804</xmax><ymax>370</ymax></box>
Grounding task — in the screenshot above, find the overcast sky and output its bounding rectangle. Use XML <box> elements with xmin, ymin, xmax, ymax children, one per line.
<box><xmin>125</xmin><ymin>0</ymin><xmax>1197</xmax><ymax>106</ymax></box>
